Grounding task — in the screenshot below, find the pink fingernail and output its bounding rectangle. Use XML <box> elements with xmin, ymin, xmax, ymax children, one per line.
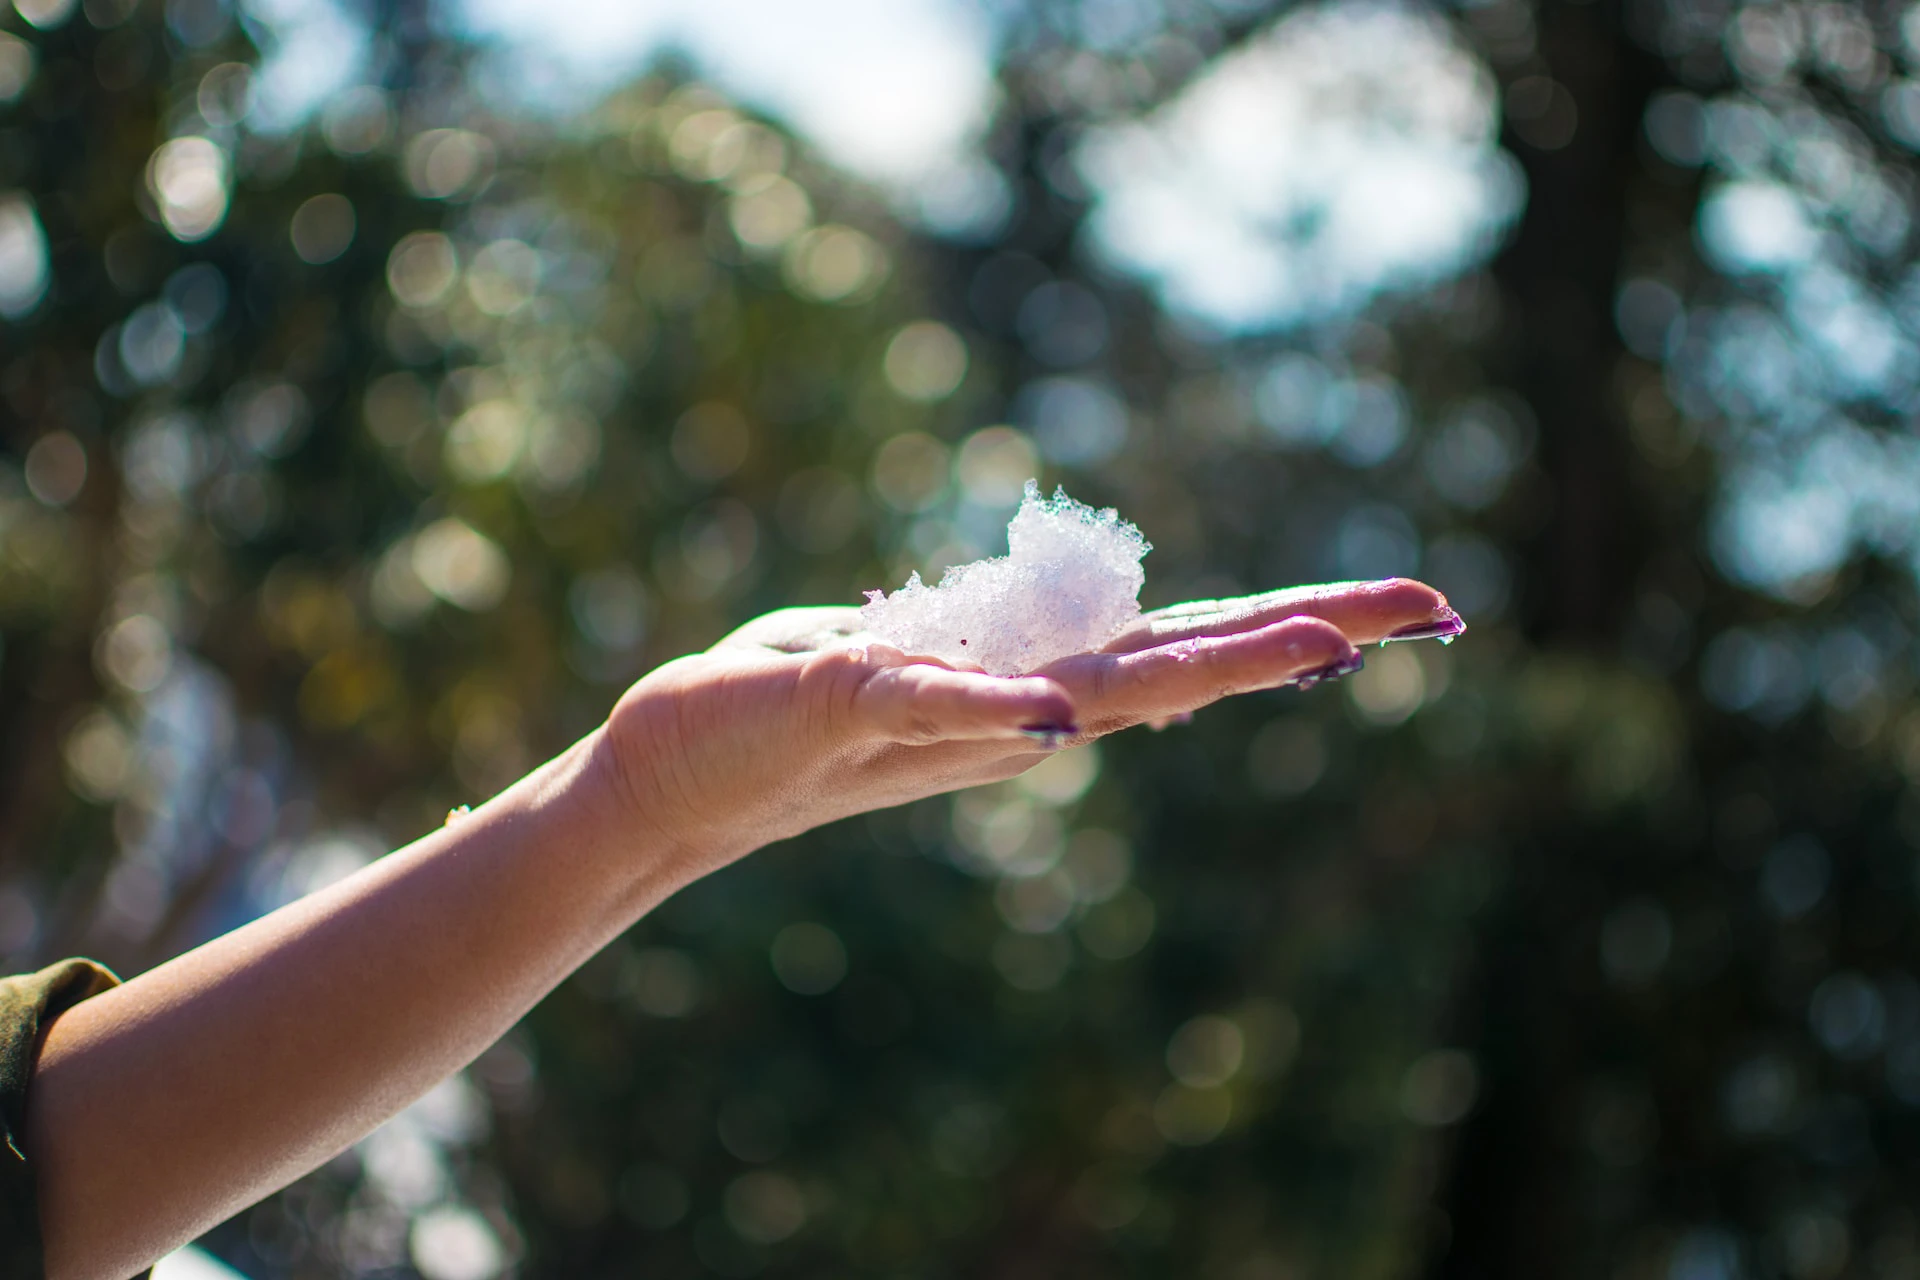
<box><xmin>1019</xmin><ymin>723</ymin><xmax>1076</xmax><ymax>749</ymax></box>
<box><xmin>1288</xmin><ymin>653</ymin><xmax>1364</xmax><ymax>690</ymax></box>
<box><xmin>1382</xmin><ymin>611</ymin><xmax>1465</xmax><ymax>645</ymax></box>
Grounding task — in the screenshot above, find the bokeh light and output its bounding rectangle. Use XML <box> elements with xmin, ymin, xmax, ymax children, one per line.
<box><xmin>5</xmin><ymin>1</ymin><xmax>1920</xmax><ymax>1275</ymax></box>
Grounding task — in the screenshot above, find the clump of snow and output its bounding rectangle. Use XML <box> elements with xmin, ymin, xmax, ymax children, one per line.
<box><xmin>861</xmin><ymin>480</ymin><xmax>1151</xmax><ymax>676</ymax></box>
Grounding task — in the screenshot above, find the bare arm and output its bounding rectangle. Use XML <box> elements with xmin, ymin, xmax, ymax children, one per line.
<box><xmin>27</xmin><ymin>736</ymin><xmax>654</xmax><ymax>1280</ymax></box>
<box><xmin>25</xmin><ymin>578</ymin><xmax>1457</xmax><ymax>1280</ymax></box>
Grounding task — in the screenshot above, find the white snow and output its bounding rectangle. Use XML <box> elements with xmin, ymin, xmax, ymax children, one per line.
<box><xmin>861</xmin><ymin>480</ymin><xmax>1150</xmax><ymax>675</ymax></box>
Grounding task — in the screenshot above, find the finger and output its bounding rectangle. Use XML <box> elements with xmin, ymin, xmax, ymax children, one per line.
<box><xmin>1105</xmin><ymin>578</ymin><xmax>1458</xmax><ymax>653</ymax></box>
<box><xmin>852</xmin><ymin>662</ymin><xmax>1077</xmax><ymax>747</ymax></box>
<box><xmin>1048</xmin><ymin>615</ymin><xmax>1359</xmax><ymax>734</ymax></box>
<box><xmin>1119</xmin><ymin>578</ymin><xmax>1451</xmax><ymax>646</ymax></box>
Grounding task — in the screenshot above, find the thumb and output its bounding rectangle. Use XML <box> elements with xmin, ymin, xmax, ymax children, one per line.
<box><xmin>851</xmin><ymin>661</ymin><xmax>1076</xmax><ymax>747</ymax></box>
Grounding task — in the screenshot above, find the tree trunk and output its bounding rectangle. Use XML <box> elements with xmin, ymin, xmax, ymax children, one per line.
<box><xmin>1433</xmin><ymin>2</ymin><xmax>1671</xmax><ymax>1273</ymax></box>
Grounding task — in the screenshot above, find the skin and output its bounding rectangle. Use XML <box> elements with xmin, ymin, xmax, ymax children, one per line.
<box><xmin>24</xmin><ymin>576</ymin><xmax>1455</xmax><ymax>1280</ymax></box>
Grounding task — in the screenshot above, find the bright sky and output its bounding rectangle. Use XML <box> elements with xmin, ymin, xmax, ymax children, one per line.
<box><xmin>223</xmin><ymin>0</ymin><xmax>1920</xmax><ymax>602</ymax></box>
<box><xmin>241</xmin><ymin>0</ymin><xmax>1521</xmax><ymax>334</ymax></box>
<box><xmin>1079</xmin><ymin>3</ymin><xmax>1522</xmax><ymax>332</ymax></box>
<box><xmin>456</xmin><ymin>0</ymin><xmax>996</xmax><ymax>183</ymax></box>
<box><xmin>243</xmin><ymin>0</ymin><xmax>1002</xmax><ymax>226</ymax></box>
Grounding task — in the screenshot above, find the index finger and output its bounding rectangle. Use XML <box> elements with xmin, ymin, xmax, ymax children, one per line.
<box><xmin>1103</xmin><ymin>577</ymin><xmax>1460</xmax><ymax>653</ymax></box>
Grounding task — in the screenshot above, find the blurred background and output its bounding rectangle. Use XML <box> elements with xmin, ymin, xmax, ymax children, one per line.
<box><xmin>2</xmin><ymin>0</ymin><xmax>1919</xmax><ymax>1276</ymax></box>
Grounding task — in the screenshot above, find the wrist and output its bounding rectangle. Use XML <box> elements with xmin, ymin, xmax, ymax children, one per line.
<box><xmin>506</xmin><ymin>724</ymin><xmax>709</xmax><ymax>921</ymax></box>
<box><xmin>598</xmin><ymin>671</ymin><xmax>773</xmax><ymax>875</ymax></box>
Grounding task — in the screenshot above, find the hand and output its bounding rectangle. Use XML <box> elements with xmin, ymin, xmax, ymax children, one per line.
<box><xmin>600</xmin><ymin>578</ymin><xmax>1460</xmax><ymax>877</ymax></box>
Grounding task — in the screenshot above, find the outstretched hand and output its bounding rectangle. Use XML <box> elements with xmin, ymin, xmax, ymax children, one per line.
<box><xmin>603</xmin><ymin>578</ymin><xmax>1460</xmax><ymax>875</ymax></box>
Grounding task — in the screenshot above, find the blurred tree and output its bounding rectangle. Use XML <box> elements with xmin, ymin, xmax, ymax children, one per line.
<box><xmin>1431</xmin><ymin>2</ymin><xmax>1920</xmax><ymax>1276</ymax></box>
<box><xmin>7</xmin><ymin>0</ymin><xmax>1920</xmax><ymax>1277</ymax></box>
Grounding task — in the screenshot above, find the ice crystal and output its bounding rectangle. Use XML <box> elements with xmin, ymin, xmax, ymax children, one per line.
<box><xmin>861</xmin><ymin>481</ymin><xmax>1151</xmax><ymax>675</ymax></box>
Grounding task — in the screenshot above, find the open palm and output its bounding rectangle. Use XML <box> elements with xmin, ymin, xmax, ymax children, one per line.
<box><xmin>602</xmin><ymin>578</ymin><xmax>1460</xmax><ymax>875</ymax></box>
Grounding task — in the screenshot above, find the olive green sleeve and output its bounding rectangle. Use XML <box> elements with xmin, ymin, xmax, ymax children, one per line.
<box><xmin>0</xmin><ymin>958</ymin><xmax>122</xmax><ymax>1280</ymax></box>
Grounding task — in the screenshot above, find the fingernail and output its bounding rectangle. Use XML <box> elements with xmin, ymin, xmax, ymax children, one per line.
<box><xmin>1019</xmin><ymin>722</ymin><xmax>1076</xmax><ymax>749</ymax></box>
<box><xmin>1288</xmin><ymin>652</ymin><xmax>1364</xmax><ymax>690</ymax></box>
<box><xmin>1381</xmin><ymin>611</ymin><xmax>1465</xmax><ymax>646</ymax></box>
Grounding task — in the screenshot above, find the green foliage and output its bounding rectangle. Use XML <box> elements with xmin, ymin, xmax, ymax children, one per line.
<box><xmin>6</xmin><ymin>0</ymin><xmax>1920</xmax><ymax>1278</ymax></box>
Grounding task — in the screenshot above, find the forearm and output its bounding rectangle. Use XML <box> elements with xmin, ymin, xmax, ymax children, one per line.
<box><xmin>27</xmin><ymin>727</ymin><xmax>691</xmax><ymax>1280</ymax></box>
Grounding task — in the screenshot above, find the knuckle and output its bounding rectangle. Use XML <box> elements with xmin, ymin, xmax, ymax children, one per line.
<box><xmin>901</xmin><ymin>713</ymin><xmax>945</xmax><ymax>745</ymax></box>
<box><xmin>1087</xmin><ymin>660</ymin><xmax>1114</xmax><ymax>701</ymax></box>
<box><xmin>803</xmin><ymin>645</ymin><xmax>869</xmax><ymax>692</ymax></box>
<box><xmin>794</xmin><ymin>647</ymin><xmax>877</xmax><ymax>734</ymax></box>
